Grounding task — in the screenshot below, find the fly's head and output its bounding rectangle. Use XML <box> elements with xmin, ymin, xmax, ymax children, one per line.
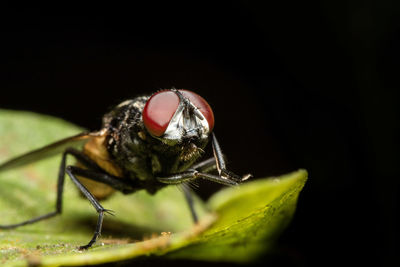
<box><xmin>142</xmin><ymin>89</ymin><xmax>214</xmax><ymax>161</ymax></box>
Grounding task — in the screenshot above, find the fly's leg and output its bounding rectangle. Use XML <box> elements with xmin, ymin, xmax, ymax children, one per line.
<box><xmin>65</xmin><ymin>167</ymin><xmax>135</xmax><ymax>194</ymax></box>
<box><xmin>64</xmin><ymin>166</ymin><xmax>114</xmax><ymax>250</ymax></box>
<box><xmin>0</xmin><ymin>148</ymin><xmax>89</xmax><ymax>229</ymax></box>
<box><xmin>0</xmin><ymin>147</ymin><xmax>134</xmax><ymax>250</ymax></box>
<box><xmin>160</xmin><ymin>133</ymin><xmax>251</xmax><ymax>187</ymax></box>
<box><xmin>181</xmin><ymin>185</ymin><xmax>198</xmax><ymax>223</ymax></box>
<box><xmin>157</xmin><ymin>169</ymin><xmax>237</xmax><ymax>223</ymax></box>
<box><xmin>161</xmin><ymin>134</ymin><xmax>252</xmax><ymax>223</ymax></box>
<box><xmin>62</xmin><ymin>166</ymin><xmax>137</xmax><ymax>249</ymax></box>
<box><xmin>191</xmin><ymin>157</ymin><xmax>217</xmax><ymax>173</ymax></box>
<box><xmin>157</xmin><ymin>170</ymin><xmax>238</xmax><ymax>186</ymax></box>
<box><xmin>0</xmin><ymin>210</ymin><xmax>59</xmax><ymax>229</ymax></box>
<box><xmin>187</xmin><ymin>133</ymin><xmax>252</xmax><ymax>181</ymax></box>
<box><xmin>211</xmin><ymin>133</ymin><xmax>252</xmax><ymax>182</ymax></box>
<box><xmin>177</xmin><ymin>159</ymin><xmax>216</xmax><ymax>224</ymax></box>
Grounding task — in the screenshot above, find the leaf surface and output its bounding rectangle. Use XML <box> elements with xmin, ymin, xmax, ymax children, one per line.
<box><xmin>0</xmin><ymin>110</ymin><xmax>307</xmax><ymax>266</ymax></box>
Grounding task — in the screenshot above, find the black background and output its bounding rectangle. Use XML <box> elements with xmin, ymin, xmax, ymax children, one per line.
<box><xmin>0</xmin><ymin>1</ymin><xmax>398</xmax><ymax>267</ymax></box>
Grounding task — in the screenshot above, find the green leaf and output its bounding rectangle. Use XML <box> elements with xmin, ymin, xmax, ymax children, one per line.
<box><xmin>163</xmin><ymin>170</ymin><xmax>307</xmax><ymax>263</ymax></box>
<box><xmin>0</xmin><ymin>110</ymin><xmax>307</xmax><ymax>266</ymax></box>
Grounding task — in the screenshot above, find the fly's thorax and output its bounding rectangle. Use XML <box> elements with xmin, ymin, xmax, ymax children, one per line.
<box><xmin>102</xmin><ymin>95</ymin><xmax>149</xmax><ymax>162</ymax></box>
<box><xmin>107</xmin><ymin>127</ymin><xmax>153</xmax><ymax>180</ymax></box>
<box><xmin>102</xmin><ymin>95</ymin><xmax>149</xmax><ymax>131</ymax></box>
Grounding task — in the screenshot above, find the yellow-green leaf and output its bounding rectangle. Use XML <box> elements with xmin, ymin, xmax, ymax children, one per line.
<box><xmin>0</xmin><ymin>110</ymin><xmax>307</xmax><ymax>266</ymax></box>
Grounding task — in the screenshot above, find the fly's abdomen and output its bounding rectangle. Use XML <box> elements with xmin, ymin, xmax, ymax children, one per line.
<box><xmin>77</xmin><ymin>134</ymin><xmax>124</xmax><ymax>200</ymax></box>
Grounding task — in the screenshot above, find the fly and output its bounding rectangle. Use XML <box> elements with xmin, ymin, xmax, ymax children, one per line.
<box><xmin>0</xmin><ymin>89</ymin><xmax>252</xmax><ymax>249</ymax></box>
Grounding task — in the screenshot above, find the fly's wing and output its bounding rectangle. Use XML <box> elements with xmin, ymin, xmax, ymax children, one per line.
<box><xmin>0</xmin><ymin>131</ymin><xmax>100</xmax><ymax>172</ymax></box>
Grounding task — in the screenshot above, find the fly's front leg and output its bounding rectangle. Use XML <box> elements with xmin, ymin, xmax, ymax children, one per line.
<box><xmin>211</xmin><ymin>133</ymin><xmax>252</xmax><ymax>182</ymax></box>
<box><xmin>185</xmin><ymin>133</ymin><xmax>252</xmax><ymax>182</ymax></box>
<box><xmin>158</xmin><ymin>170</ymin><xmax>236</xmax><ymax>224</ymax></box>
<box><xmin>157</xmin><ymin>170</ymin><xmax>238</xmax><ymax>186</ymax></box>
<box><xmin>191</xmin><ymin>157</ymin><xmax>217</xmax><ymax>173</ymax></box>
<box><xmin>159</xmin><ymin>134</ymin><xmax>252</xmax><ymax>224</ymax></box>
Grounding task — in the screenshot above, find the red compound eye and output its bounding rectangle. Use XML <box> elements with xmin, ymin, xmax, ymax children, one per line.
<box><xmin>179</xmin><ymin>90</ymin><xmax>214</xmax><ymax>131</ymax></box>
<box><xmin>143</xmin><ymin>90</ymin><xmax>180</xmax><ymax>136</ymax></box>
<box><xmin>142</xmin><ymin>89</ymin><xmax>215</xmax><ymax>137</ymax></box>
